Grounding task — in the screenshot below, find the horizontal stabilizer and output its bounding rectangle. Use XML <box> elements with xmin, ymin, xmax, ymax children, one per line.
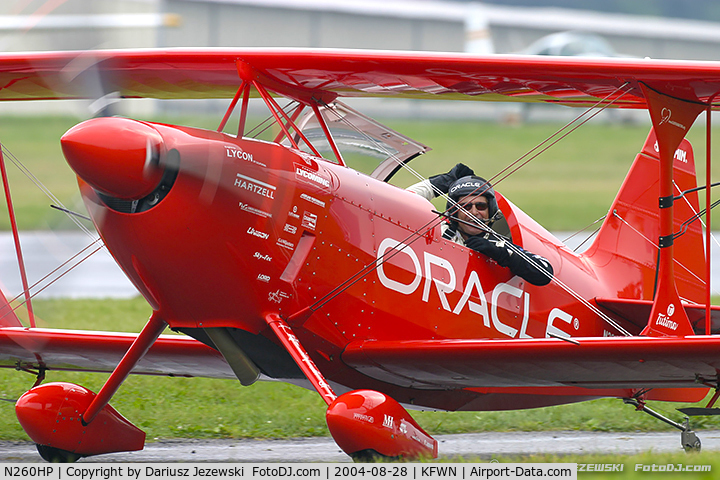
<box><xmin>677</xmin><ymin>407</ymin><xmax>720</xmax><ymax>416</ymax></box>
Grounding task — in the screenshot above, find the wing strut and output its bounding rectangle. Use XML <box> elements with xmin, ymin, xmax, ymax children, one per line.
<box><xmin>217</xmin><ymin>81</ymin><xmax>246</xmax><ymax>133</ymax></box>
<box><xmin>705</xmin><ymin>102</ymin><xmax>714</xmax><ymax>335</ymax></box>
<box><xmin>0</xmin><ymin>145</ymin><xmax>34</xmax><ymax>327</ymax></box>
<box><xmin>640</xmin><ymin>85</ymin><xmax>705</xmax><ymax>337</ymax></box>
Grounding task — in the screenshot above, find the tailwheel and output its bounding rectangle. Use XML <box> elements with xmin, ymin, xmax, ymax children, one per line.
<box><xmin>36</xmin><ymin>444</ymin><xmax>82</xmax><ymax>463</ymax></box>
<box><xmin>625</xmin><ymin>398</ymin><xmax>702</xmax><ymax>453</ymax></box>
<box><xmin>681</xmin><ymin>419</ymin><xmax>702</xmax><ymax>452</ymax></box>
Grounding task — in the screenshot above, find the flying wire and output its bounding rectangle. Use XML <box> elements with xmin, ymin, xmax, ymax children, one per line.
<box><xmin>0</xmin><ymin>242</ymin><xmax>105</xmax><ymax>323</ymax></box>
<box><xmin>0</xmin><ymin>144</ymin><xmax>95</xmax><ymax>237</ymax></box>
<box><xmin>311</xmin><ymin>86</ymin><xmax>636</xmax><ymax>336</ymax></box>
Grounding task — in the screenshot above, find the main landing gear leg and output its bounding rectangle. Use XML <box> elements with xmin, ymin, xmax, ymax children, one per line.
<box><xmin>624</xmin><ymin>398</ymin><xmax>701</xmax><ymax>452</ymax></box>
<box><xmin>265</xmin><ymin>313</ymin><xmax>437</xmax><ymax>460</ymax></box>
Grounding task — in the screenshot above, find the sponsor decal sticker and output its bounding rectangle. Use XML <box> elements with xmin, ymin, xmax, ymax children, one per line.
<box><xmin>239</xmin><ymin>202</ymin><xmax>272</xmax><ymax>218</ymax></box>
<box><xmin>300</xmin><ymin>193</ymin><xmax>325</xmax><ymax>208</ymax></box>
<box><xmin>295</xmin><ymin>163</ymin><xmax>331</xmax><ymax>189</ymax></box>
<box><xmin>277</xmin><ymin>238</ymin><xmax>295</xmax><ymax>251</ymax></box>
<box><xmin>301</xmin><ymin>212</ymin><xmax>318</xmax><ymax>230</ymax></box>
<box><xmin>225</xmin><ymin>145</ymin><xmax>266</xmax><ymax>167</ymax></box>
<box><xmin>234</xmin><ymin>173</ymin><xmax>276</xmax><ymax>200</ymax></box>
<box><xmin>268</xmin><ymin>289</ymin><xmax>291</xmax><ymax>304</ymax></box>
<box><xmin>247</xmin><ymin>227</ymin><xmax>269</xmax><ymax>240</ymax></box>
<box><xmin>254</xmin><ymin>252</ymin><xmax>272</xmax><ymax>262</ymax></box>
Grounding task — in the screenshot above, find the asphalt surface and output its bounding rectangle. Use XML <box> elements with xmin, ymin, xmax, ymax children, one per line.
<box><xmin>2</xmin><ymin>430</ymin><xmax>720</xmax><ymax>463</ymax></box>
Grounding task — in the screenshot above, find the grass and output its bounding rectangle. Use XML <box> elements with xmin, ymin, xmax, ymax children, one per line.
<box><xmin>3</xmin><ymin>298</ymin><xmax>720</xmax><ymax>446</ymax></box>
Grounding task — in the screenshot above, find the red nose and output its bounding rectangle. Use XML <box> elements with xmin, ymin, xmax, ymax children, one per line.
<box><xmin>61</xmin><ymin>117</ymin><xmax>164</xmax><ymax>200</ymax></box>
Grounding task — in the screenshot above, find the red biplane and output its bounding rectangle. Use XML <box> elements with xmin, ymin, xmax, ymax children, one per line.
<box><xmin>2</xmin><ymin>48</ymin><xmax>720</xmax><ymax>462</ymax></box>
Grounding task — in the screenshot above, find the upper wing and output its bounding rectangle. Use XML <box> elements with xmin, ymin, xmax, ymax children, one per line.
<box><xmin>0</xmin><ymin>327</ymin><xmax>234</xmax><ymax>379</ymax></box>
<box><xmin>2</xmin><ymin>48</ymin><xmax>720</xmax><ymax>107</ymax></box>
<box><xmin>342</xmin><ymin>336</ymin><xmax>720</xmax><ymax>390</ymax></box>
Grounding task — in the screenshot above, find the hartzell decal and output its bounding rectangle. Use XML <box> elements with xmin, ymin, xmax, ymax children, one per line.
<box><xmin>235</xmin><ymin>173</ymin><xmax>276</xmax><ymax>200</ymax></box>
<box><xmin>300</xmin><ymin>193</ymin><xmax>325</xmax><ymax>208</ymax></box>
<box><xmin>295</xmin><ymin>163</ymin><xmax>330</xmax><ymax>188</ymax></box>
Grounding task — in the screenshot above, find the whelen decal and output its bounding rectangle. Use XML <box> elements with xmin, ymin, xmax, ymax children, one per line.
<box><xmin>234</xmin><ymin>173</ymin><xmax>276</xmax><ymax>200</ymax></box>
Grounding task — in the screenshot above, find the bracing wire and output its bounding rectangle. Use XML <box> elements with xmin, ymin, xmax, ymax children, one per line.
<box><xmin>311</xmin><ymin>85</ymin><xmax>637</xmax><ymax>336</ymax></box>
<box><xmin>1</xmin><ymin>144</ymin><xmax>94</xmax><ymax>238</ymax></box>
<box><xmin>0</xmin><ymin>142</ymin><xmax>106</xmax><ymax>319</ymax></box>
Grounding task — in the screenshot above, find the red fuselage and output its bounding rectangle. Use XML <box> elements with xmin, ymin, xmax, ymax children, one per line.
<box><xmin>61</xmin><ymin>117</ymin><xmax>702</xmax><ymax>410</ymax></box>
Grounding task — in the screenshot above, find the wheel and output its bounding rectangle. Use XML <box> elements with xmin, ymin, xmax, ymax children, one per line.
<box><xmin>350</xmin><ymin>449</ymin><xmax>398</xmax><ymax>463</ymax></box>
<box><xmin>681</xmin><ymin>430</ymin><xmax>702</xmax><ymax>453</ymax></box>
<box><xmin>36</xmin><ymin>444</ymin><xmax>82</xmax><ymax>463</ymax></box>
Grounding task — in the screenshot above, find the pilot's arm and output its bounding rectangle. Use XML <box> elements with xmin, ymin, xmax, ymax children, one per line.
<box><xmin>406</xmin><ymin>163</ymin><xmax>474</xmax><ymax>200</ymax></box>
<box><xmin>466</xmin><ymin>234</ymin><xmax>554</xmax><ymax>286</ymax></box>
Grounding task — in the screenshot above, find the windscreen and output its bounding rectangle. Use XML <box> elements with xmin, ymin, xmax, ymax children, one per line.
<box><xmin>291</xmin><ymin>101</ymin><xmax>430</xmax><ymax>182</ymax></box>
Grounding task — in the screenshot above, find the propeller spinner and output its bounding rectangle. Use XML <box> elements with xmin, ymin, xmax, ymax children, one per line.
<box><xmin>61</xmin><ymin>117</ymin><xmax>164</xmax><ymax>200</ymax></box>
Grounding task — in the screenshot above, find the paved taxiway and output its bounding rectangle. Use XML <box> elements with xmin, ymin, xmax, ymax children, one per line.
<box><xmin>2</xmin><ymin>431</ymin><xmax>720</xmax><ymax>462</ymax></box>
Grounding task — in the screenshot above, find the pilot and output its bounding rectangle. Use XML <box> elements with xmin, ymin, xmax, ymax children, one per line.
<box><xmin>407</xmin><ymin>163</ymin><xmax>554</xmax><ymax>286</ymax></box>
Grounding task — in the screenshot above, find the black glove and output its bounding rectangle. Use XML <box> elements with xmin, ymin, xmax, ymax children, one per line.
<box><xmin>466</xmin><ymin>234</ymin><xmax>510</xmax><ymax>266</ymax></box>
<box><xmin>466</xmin><ymin>234</ymin><xmax>553</xmax><ymax>286</ymax></box>
<box><xmin>428</xmin><ymin>163</ymin><xmax>475</xmax><ymax>197</ymax></box>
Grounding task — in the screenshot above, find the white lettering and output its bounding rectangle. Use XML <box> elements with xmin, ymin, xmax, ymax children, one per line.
<box><xmin>382</xmin><ymin>414</ymin><xmax>394</xmax><ymax>429</ymax></box>
<box><xmin>300</xmin><ymin>193</ymin><xmax>326</xmax><ymax>208</ymax></box>
<box><xmin>422</xmin><ymin>252</ymin><xmax>456</xmax><ymax>311</ymax></box>
<box><xmin>490</xmin><ymin>283</ymin><xmax>521</xmax><ymax>338</ymax></box>
<box><xmin>546</xmin><ymin>308</ymin><xmax>575</xmax><ymax>338</ymax></box>
<box><xmin>234</xmin><ymin>173</ymin><xmax>276</xmax><ymax>199</ymax></box>
<box><xmin>276</xmin><ymin>238</ymin><xmax>295</xmax><ymax>251</ymax></box>
<box><xmin>376</xmin><ymin>238</ymin><xmax>532</xmax><ymax>339</ymax></box>
<box><xmin>296</xmin><ymin>165</ymin><xmax>330</xmax><ymax>188</ymax></box>
<box><xmin>253</xmin><ymin>252</ymin><xmax>272</xmax><ymax>262</ymax></box>
<box><xmin>656</xmin><ymin>314</ymin><xmax>678</xmax><ymax>330</ymax></box>
<box><xmin>452</xmin><ymin>270</ymin><xmax>490</xmax><ymax>327</ymax></box>
<box><xmin>247</xmin><ymin>227</ymin><xmax>269</xmax><ymax>240</ymax></box>
<box><xmin>376</xmin><ymin>238</ymin><xmax>422</xmax><ymax>295</ymax></box>
<box><xmin>225</xmin><ymin>145</ymin><xmax>266</xmax><ymax>167</ymax></box>
<box><xmin>301</xmin><ymin>212</ymin><xmax>318</xmax><ymax>230</ymax></box>
<box><xmin>239</xmin><ymin>202</ymin><xmax>272</xmax><ymax>218</ymax></box>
